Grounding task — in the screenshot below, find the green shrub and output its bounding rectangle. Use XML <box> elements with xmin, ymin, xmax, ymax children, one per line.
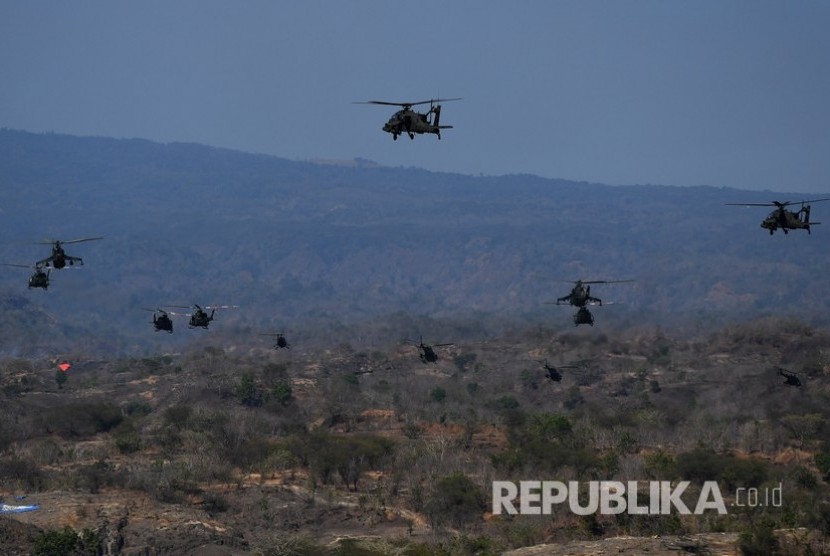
<box><xmin>44</xmin><ymin>402</ymin><xmax>123</xmax><ymax>438</ymax></box>
<box><xmin>271</xmin><ymin>380</ymin><xmax>293</xmax><ymax>406</ymax></box>
<box><xmin>114</xmin><ymin>420</ymin><xmax>142</xmax><ymax>454</ymax></box>
<box><xmin>34</xmin><ymin>526</ymin><xmax>101</xmax><ymax>556</ymax></box>
<box><xmin>425</xmin><ymin>473</ymin><xmax>486</xmax><ymax>530</ymax></box>
<box><xmin>738</xmin><ymin>517</ymin><xmax>780</xmax><ymax>555</ymax></box>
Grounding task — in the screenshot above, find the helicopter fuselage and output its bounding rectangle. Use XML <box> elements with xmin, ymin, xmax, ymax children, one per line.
<box><xmin>558</xmin><ymin>283</ymin><xmax>601</xmax><ymax>307</ymax></box>
<box><xmin>573</xmin><ymin>307</ymin><xmax>595</xmax><ymax>326</ymax></box>
<box><xmin>28</xmin><ymin>269</ymin><xmax>50</xmax><ymax>289</ymax></box>
<box><xmin>384</xmin><ymin>109</ymin><xmax>443</xmax><ymax>139</ymax></box>
<box><xmin>420</xmin><ymin>347</ymin><xmax>439</xmax><ymax>363</ymax></box>
<box><xmin>545</xmin><ymin>366</ymin><xmax>563</xmax><ymax>382</ymax></box>
<box><xmin>762</xmin><ymin>207</ymin><xmax>812</xmax><ymax>234</ymax></box>
<box><xmin>38</xmin><ymin>244</ymin><xmax>84</xmax><ymax>269</ymax></box>
<box><xmin>189</xmin><ymin>308</ymin><xmax>215</xmax><ymax>329</ymax></box>
<box><xmin>153</xmin><ymin>313</ymin><xmax>174</xmax><ymax>333</ymax></box>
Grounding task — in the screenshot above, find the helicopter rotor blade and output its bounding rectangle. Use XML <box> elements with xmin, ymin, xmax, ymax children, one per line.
<box><xmin>726</xmin><ymin>199</ymin><xmax>830</xmax><ymax>208</ymax></box>
<box><xmin>62</xmin><ymin>236</ymin><xmax>105</xmax><ymax>245</ymax></box>
<box><xmin>556</xmin><ymin>279</ymin><xmax>633</xmax><ymax>285</ymax></box>
<box><xmin>2</xmin><ymin>263</ymin><xmax>34</xmax><ymax>269</ymax></box>
<box><xmin>580</xmin><ymin>279</ymin><xmax>635</xmax><ymax>285</ymax></box>
<box><xmin>356</xmin><ymin>98</ymin><xmax>461</xmax><ymax>107</ymax></box>
<box><xmin>725</xmin><ymin>203</ymin><xmax>782</xmax><ymax>207</ymax></box>
<box><xmin>356</xmin><ymin>101</ymin><xmax>415</xmax><ymax>107</ymax></box>
<box><xmin>417</xmin><ymin>97</ymin><xmax>462</xmax><ymax>105</ymax></box>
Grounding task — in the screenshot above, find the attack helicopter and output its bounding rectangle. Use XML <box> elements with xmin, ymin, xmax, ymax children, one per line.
<box><xmin>169</xmin><ymin>304</ymin><xmax>237</xmax><ymax>329</ymax></box>
<box><xmin>537</xmin><ymin>359</ymin><xmax>579</xmax><ymax>383</ymax></box>
<box><xmin>3</xmin><ymin>264</ymin><xmax>51</xmax><ymax>290</ymax></box>
<box><xmin>777</xmin><ymin>367</ymin><xmax>803</xmax><ymax>388</ymax></box>
<box><xmin>726</xmin><ymin>199</ymin><xmax>830</xmax><ymax>235</ymax></box>
<box><xmin>554</xmin><ymin>279</ymin><xmax>634</xmax><ymax>307</ymax></box>
<box><xmin>405</xmin><ymin>336</ymin><xmax>454</xmax><ymax>364</ymax></box>
<box><xmin>35</xmin><ymin>237</ymin><xmax>103</xmax><ymax>269</ymax></box>
<box><xmin>573</xmin><ymin>307</ymin><xmax>595</xmax><ymax>327</ymax></box>
<box><xmin>261</xmin><ymin>332</ymin><xmax>290</xmax><ymax>349</ymax></box>
<box><xmin>355</xmin><ymin>97</ymin><xmax>461</xmax><ymax>140</ymax></box>
<box><xmin>141</xmin><ymin>308</ymin><xmax>174</xmax><ymax>333</ymax></box>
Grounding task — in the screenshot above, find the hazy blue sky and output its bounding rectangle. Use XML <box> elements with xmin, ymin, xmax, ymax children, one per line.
<box><xmin>2</xmin><ymin>1</ymin><xmax>829</xmax><ymax>192</ymax></box>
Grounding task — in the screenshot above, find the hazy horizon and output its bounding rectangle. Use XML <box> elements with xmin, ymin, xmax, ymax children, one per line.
<box><xmin>2</xmin><ymin>2</ymin><xmax>830</xmax><ymax>192</ymax></box>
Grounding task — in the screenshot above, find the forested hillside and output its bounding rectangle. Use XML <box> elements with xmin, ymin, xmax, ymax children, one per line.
<box><xmin>1</xmin><ymin>128</ymin><xmax>828</xmax><ymax>357</ymax></box>
<box><xmin>2</xmin><ymin>129</ymin><xmax>830</xmax><ymax>554</ymax></box>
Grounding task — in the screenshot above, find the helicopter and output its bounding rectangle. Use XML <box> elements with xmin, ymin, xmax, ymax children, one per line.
<box><xmin>141</xmin><ymin>308</ymin><xmax>174</xmax><ymax>333</ymax></box>
<box><xmin>261</xmin><ymin>332</ymin><xmax>290</xmax><ymax>349</ymax></box>
<box><xmin>726</xmin><ymin>199</ymin><xmax>830</xmax><ymax>235</ymax></box>
<box><xmin>573</xmin><ymin>307</ymin><xmax>595</xmax><ymax>327</ymax></box>
<box><xmin>170</xmin><ymin>304</ymin><xmax>237</xmax><ymax>329</ymax></box>
<box><xmin>554</xmin><ymin>279</ymin><xmax>634</xmax><ymax>307</ymax></box>
<box><xmin>405</xmin><ymin>336</ymin><xmax>454</xmax><ymax>364</ymax></box>
<box><xmin>356</xmin><ymin>97</ymin><xmax>461</xmax><ymax>140</ymax></box>
<box><xmin>777</xmin><ymin>367</ymin><xmax>803</xmax><ymax>388</ymax></box>
<box><xmin>3</xmin><ymin>264</ymin><xmax>51</xmax><ymax>290</ymax></box>
<box><xmin>35</xmin><ymin>237</ymin><xmax>104</xmax><ymax>269</ymax></box>
<box><xmin>537</xmin><ymin>359</ymin><xmax>579</xmax><ymax>382</ymax></box>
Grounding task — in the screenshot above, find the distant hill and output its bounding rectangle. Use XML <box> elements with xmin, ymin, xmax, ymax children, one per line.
<box><xmin>1</xmin><ymin>128</ymin><xmax>828</xmax><ymax>356</ymax></box>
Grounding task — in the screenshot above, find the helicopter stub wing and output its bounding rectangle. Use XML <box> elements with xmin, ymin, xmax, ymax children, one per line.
<box><xmin>35</xmin><ymin>256</ymin><xmax>54</xmax><ymax>268</ymax></box>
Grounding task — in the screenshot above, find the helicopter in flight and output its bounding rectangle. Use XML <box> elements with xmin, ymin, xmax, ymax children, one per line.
<box><xmin>261</xmin><ymin>332</ymin><xmax>290</xmax><ymax>349</ymax></box>
<box><xmin>141</xmin><ymin>308</ymin><xmax>175</xmax><ymax>333</ymax></box>
<box><xmin>405</xmin><ymin>336</ymin><xmax>454</xmax><ymax>364</ymax></box>
<box><xmin>726</xmin><ymin>199</ymin><xmax>830</xmax><ymax>235</ymax></box>
<box><xmin>35</xmin><ymin>237</ymin><xmax>104</xmax><ymax>269</ymax></box>
<box><xmin>777</xmin><ymin>367</ymin><xmax>803</xmax><ymax>388</ymax></box>
<box><xmin>3</xmin><ymin>264</ymin><xmax>51</xmax><ymax>290</ymax></box>
<box><xmin>169</xmin><ymin>304</ymin><xmax>237</xmax><ymax>329</ymax></box>
<box><xmin>573</xmin><ymin>307</ymin><xmax>595</xmax><ymax>327</ymax></box>
<box><xmin>537</xmin><ymin>359</ymin><xmax>579</xmax><ymax>383</ymax></box>
<box><xmin>554</xmin><ymin>279</ymin><xmax>634</xmax><ymax>307</ymax></box>
<box><xmin>355</xmin><ymin>97</ymin><xmax>461</xmax><ymax>140</ymax></box>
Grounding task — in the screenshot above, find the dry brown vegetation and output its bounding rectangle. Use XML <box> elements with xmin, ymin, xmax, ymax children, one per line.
<box><xmin>1</xmin><ymin>316</ymin><xmax>830</xmax><ymax>554</ymax></box>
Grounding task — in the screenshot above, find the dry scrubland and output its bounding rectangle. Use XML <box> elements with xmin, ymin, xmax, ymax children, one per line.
<box><xmin>1</xmin><ymin>317</ymin><xmax>830</xmax><ymax>555</ymax></box>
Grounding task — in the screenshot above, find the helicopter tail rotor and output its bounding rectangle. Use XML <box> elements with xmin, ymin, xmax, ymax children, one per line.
<box><xmin>802</xmin><ymin>203</ymin><xmax>812</xmax><ymax>233</ymax></box>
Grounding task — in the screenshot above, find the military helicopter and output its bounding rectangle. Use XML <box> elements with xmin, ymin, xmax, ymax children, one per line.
<box><xmin>356</xmin><ymin>97</ymin><xmax>461</xmax><ymax>140</ymax></box>
<box><xmin>573</xmin><ymin>307</ymin><xmax>595</xmax><ymax>327</ymax></box>
<box><xmin>141</xmin><ymin>308</ymin><xmax>174</xmax><ymax>333</ymax></box>
<box><xmin>726</xmin><ymin>199</ymin><xmax>830</xmax><ymax>235</ymax></box>
<box><xmin>3</xmin><ymin>264</ymin><xmax>51</xmax><ymax>290</ymax></box>
<box><xmin>405</xmin><ymin>336</ymin><xmax>454</xmax><ymax>364</ymax></box>
<box><xmin>777</xmin><ymin>367</ymin><xmax>803</xmax><ymax>387</ymax></box>
<box><xmin>554</xmin><ymin>279</ymin><xmax>634</xmax><ymax>307</ymax></box>
<box><xmin>170</xmin><ymin>304</ymin><xmax>237</xmax><ymax>329</ymax></box>
<box><xmin>537</xmin><ymin>359</ymin><xmax>579</xmax><ymax>383</ymax></box>
<box><xmin>35</xmin><ymin>237</ymin><xmax>104</xmax><ymax>269</ymax></box>
<box><xmin>261</xmin><ymin>332</ymin><xmax>290</xmax><ymax>349</ymax></box>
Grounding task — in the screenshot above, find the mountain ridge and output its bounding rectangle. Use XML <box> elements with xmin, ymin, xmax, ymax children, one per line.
<box><xmin>1</xmin><ymin>128</ymin><xmax>828</xmax><ymax>356</ymax></box>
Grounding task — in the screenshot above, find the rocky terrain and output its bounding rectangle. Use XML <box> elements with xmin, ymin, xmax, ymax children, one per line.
<box><xmin>0</xmin><ymin>317</ymin><xmax>828</xmax><ymax>554</ymax></box>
